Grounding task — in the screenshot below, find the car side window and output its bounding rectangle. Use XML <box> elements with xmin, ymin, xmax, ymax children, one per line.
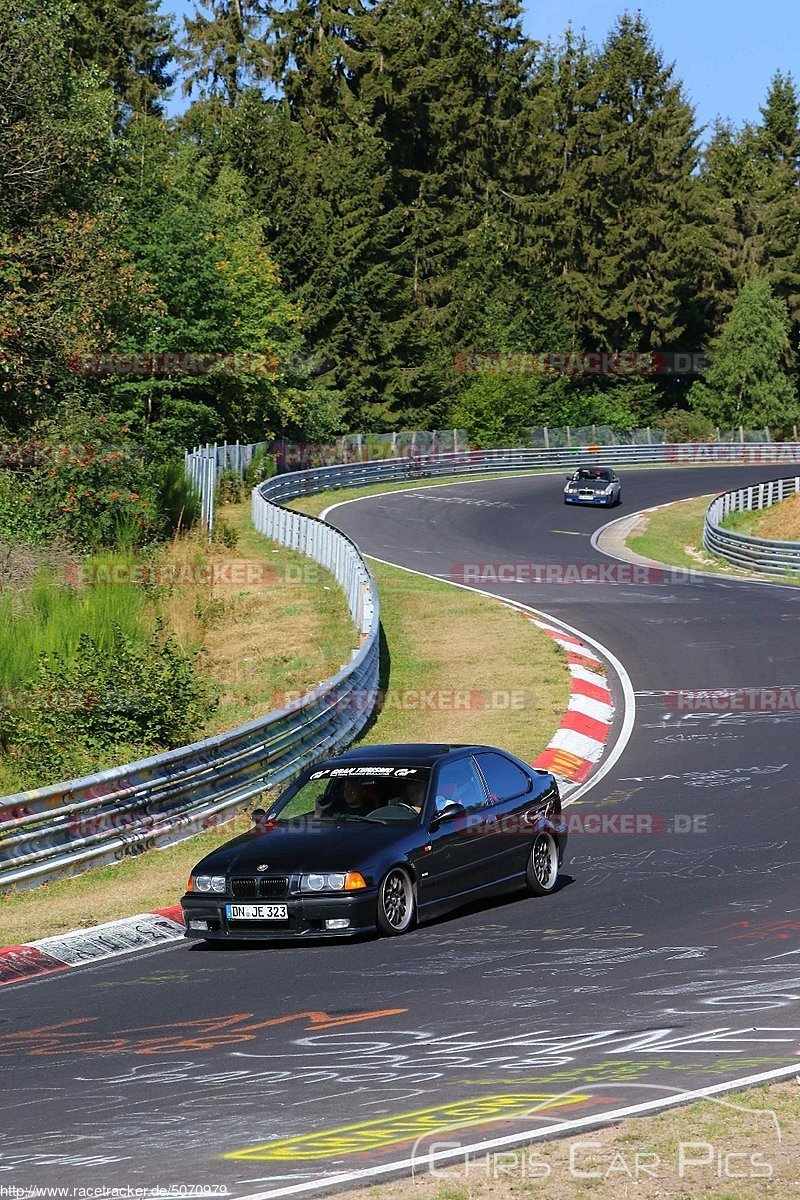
<box><xmin>433</xmin><ymin>758</ymin><xmax>488</xmax><ymax>814</ymax></box>
<box><xmin>474</xmin><ymin>753</ymin><xmax>531</xmax><ymax>803</ymax></box>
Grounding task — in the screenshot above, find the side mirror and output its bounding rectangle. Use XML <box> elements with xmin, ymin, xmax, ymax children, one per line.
<box><xmin>429</xmin><ymin>801</ymin><xmax>465</xmax><ymax>829</ymax></box>
<box><xmin>251</xmin><ymin>807</ymin><xmax>267</xmax><ymax>824</ymax></box>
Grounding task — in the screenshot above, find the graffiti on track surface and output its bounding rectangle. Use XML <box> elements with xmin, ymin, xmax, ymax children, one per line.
<box><xmin>0</xmin><ymin>1008</ymin><xmax>408</xmax><ymax>1058</ymax></box>
<box><xmin>225</xmin><ymin>1092</ymin><xmax>595</xmax><ymax>1161</ymax></box>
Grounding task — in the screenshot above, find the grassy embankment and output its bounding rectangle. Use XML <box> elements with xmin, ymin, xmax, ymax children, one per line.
<box><xmin>0</xmin><ymin>501</ymin><xmax>355</xmax><ymax>792</ymax></box>
<box><xmin>720</xmin><ymin>491</ymin><xmax>800</xmax><ymax>540</ymax></box>
<box><xmin>1</xmin><ymin>493</ymin><xmax>569</xmax><ymax>942</ymax></box>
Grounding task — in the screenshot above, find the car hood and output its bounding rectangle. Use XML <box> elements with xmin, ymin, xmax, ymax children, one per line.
<box><xmin>569</xmin><ymin>478</ymin><xmax>609</xmax><ymax>491</ymax></box>
<box><xmin>195</xmin><ymin>820</ymin><xmax>416</xmax><ymax>874</ymax></box>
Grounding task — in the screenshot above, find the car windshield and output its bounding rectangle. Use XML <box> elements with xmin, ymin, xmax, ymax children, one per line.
<box><xmin>265</xmin><ymin>766</ymin><xmax>431</xmax><ymax>825</ymax></box>
<box><xmin>572</xmin><ymin>469</ymin><xmax>610</xmax><ymax>482</ymax></box>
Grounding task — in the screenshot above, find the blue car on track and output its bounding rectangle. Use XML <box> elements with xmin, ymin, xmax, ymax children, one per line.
<box><xmin>564</xmin><ymin>466</ymin><xmax>621</xmax><ymax>506</ymax></box>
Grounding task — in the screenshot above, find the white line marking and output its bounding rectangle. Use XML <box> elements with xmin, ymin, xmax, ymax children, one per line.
<box><xmin>548</xmin><ymin>728</ymin><xmax>607</xmax><ymax>760</ymax></box>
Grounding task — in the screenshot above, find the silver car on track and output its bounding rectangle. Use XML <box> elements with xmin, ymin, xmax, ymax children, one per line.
<box><xmin>563</xmin><ymin>466</ymin><xmax>621</xmax><ymax>507</ymax></box>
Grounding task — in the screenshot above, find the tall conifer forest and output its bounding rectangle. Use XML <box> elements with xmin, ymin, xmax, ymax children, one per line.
<box><xmin>3</xmin><ymin>0</ymin><xmax>800</xmax><ymax>448</ymax></box>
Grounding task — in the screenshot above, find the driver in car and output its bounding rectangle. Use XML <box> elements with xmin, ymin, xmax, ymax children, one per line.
<box><xmin>319</xmin><ymin>778</ymin><xmax>378</xmax><ymax>817</ymax></box>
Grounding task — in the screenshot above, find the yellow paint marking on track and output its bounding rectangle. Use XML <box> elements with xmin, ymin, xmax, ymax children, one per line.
<box><xmin>224</xmin><ymin>1092</ymin><xmax>591</xmax><ymax>1161</ymax></box>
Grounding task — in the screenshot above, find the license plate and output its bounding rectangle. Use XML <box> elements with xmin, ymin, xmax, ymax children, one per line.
<box><xmin>226</xmin><ymin>903</ymin><xmax>288</xmax><ymax>921</ymax></box>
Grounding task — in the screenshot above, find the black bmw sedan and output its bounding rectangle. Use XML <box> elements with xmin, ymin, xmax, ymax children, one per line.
<box><xmin>181</xmin><ymin>743</ymin><xmax>566</xmax><ymax>941</ymax></box>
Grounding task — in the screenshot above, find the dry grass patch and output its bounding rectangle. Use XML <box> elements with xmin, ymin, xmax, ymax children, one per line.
<box><xmin>184</xmin><ymin>503</ymin><xmax>356</xmax><ymax>732</ymax></box>
<box><xmin>727</xmin><ymin>491</ymin><xmax>800</xmax><ymax>542</ymax></box>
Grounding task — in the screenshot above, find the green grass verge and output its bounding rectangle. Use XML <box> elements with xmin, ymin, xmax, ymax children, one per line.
<box><xmin>627</xmin><ymin>497</ymin><xmax>800</xmax><ymax>585</ymax></box>
<box><xmin>0</xmin><ymin>555</ymin><xmax>152</xmax><ymax>690</ymax></box>
<box><xmin>1</xmin><ymin>530</ymin><xmax>569</xmax><ymax>942</ymax></box>
<box><xmin>626</xmin><ymin>496</ymin><xmax>733</xmax><ymax>573</ymax></box>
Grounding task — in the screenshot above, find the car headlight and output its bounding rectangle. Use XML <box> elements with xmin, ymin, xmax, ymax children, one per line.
<box><xmin>192</xmin><ymin>874</ymin><xmax>226</xmax><ymax>893</ymax></box>
<box><xmin>301</xmin><ymin>871</ymin><xmax>366</xmax><ymax>892</ymax></box>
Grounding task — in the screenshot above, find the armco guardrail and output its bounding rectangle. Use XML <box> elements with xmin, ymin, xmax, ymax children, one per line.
<box><xmin>704</xmin><ymin>475</ymin><xmax>800</xmax><ymax>576</ymax></box>
<box><xmin>187</xmin><ymin>441</ymin><xmax>800</xmax><ymax>532</ymax></box>
<box><xmin>0</xmin><ymin>486</ymin><xmax>378</xmax><ymax>893</ymax></box>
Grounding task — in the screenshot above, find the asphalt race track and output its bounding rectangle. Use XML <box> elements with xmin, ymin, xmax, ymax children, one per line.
<box><xmin>2</xmin><ymin>465</ymin><xmax>800</xmax><ymax>1197</ymax></box>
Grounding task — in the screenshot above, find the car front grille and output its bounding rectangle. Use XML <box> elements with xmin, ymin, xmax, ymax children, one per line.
<box><xmin>231</xmin><ymin>876</ymin><xmax>289</xmax><ymax>899</ymax></box>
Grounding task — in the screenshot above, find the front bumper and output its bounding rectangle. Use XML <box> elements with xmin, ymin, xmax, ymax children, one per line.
<box><xmin>564</xmin><ymin>493</ymin><xmax>613</xmax><ymax>505</ymax></box>
<box><xmin>181</xmin><ymin>889</ymin><xmax>378</xmax><ymax>940</ymax></box>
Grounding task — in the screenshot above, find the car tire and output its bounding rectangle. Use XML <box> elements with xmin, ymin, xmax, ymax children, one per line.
<box><xmin>377</xmin><ymin>867</ymin><xmax>416</xmax><ymax>935</ymax></box>
<box><xmin>525</xmin><ymin>832</ymin><xmax>559</xmax><ymax>896</ymax></box>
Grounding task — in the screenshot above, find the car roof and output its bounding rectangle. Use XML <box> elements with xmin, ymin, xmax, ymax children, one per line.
<box><xmin>314</xmin><ymin>743</ymin><xmax>505</xmax><ymax>770</ymax></box>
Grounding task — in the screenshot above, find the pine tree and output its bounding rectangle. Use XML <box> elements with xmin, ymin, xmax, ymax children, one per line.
<box><xmin>560</xmin><ymin>13</ymin><xmax>703</xmax><ymax>351</ymax></box>
<box><xmin>689</xmin><ymin>277</ymin><xmax>797</xmax><ymax>432</ymax></box>
<box><xmin>526</xmin><ymin>29</ymin><xmax>604</xmax><ymax>343</ymax></box>
<box><xmin>699</xmin><ymin>74</ymin><xmax>800</xmax><ymax>331</ymax></box>
<box><xmin>356</xmin><ymin>0</ymin><xmax>547</xmax><ymax>407</ymax></box>
<box><xmin>180</xmin><ymin>0</ymin><xmax>270</xmax><ymax>104</ymax></box>
<box><xmin>69</xmin><ymin>0</ymin><xmax>174</xmax><ymax>116</ymax></box>
<box><xmin>757</xmin><ymin>72</ymin><xmax>800</xmax><ymax>325</ymax></box>
<box><xmin>223</xmin><ymin>95</ymin><xmax>430</xmax><ymax>427</ymax></box>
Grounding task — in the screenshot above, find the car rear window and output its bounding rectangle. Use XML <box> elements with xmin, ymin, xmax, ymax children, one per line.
<box><xmin>474</xmin><ymin>752</ymin><xmax>531</xmax><ymax>801</ymax></box>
